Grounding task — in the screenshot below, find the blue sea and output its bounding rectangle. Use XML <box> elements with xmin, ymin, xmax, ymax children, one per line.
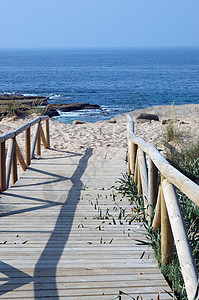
<box><xmin>0</xmin><ymin>48</ymin><xmax>198</xmax><ymax>123</ymax></box>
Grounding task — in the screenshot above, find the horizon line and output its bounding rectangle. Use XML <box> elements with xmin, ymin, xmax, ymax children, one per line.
<box><xmin>0</xmin><ymin>45</ymin><xmax>199</xmax><ymax>51</ymax></box>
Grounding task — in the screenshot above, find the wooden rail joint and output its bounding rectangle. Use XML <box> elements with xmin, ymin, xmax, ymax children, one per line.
<box><xmin>0</xmin><ymin>116</ymin><xmax>50</xmax><ymax>193</ymax></box>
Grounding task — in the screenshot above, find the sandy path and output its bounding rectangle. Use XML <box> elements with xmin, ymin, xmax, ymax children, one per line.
<box><xmin>0</xmin><ymin>104</ymin><xmax>198</xmax><ymax>154</ymax></box>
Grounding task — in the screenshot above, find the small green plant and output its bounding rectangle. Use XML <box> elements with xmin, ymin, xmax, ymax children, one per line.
<box><xmin>114</xmin><ymin>173</ymin><xmax>199</xmax><ymax>300</ymax></box>
<box><xmin>166</xmin><ymin>142</ymin><xmax>199</xmax><ymax>180</ymax></box>
<box><xmin>5</xmin><ymin>102</ymin><xmax>24</xmax><ymax>117</ymax></box>
<box><xmin>29</xmin><ymin>98</ymin><xmax>49</xmax><ymax>115</ymax></box>
<box><xmin>162</xmin><ymin>121</ymin><xmax>183</xmax><ymax>144</ymax></box>
<box><xmin>161</xmin><ymin>104</ymin><xmax>199</xmax><ymax>181</ymax></box>
<box><xmin>161</xmin><ymin>102</ymin><xmax>184</xmax><ymax>145</ymax></box>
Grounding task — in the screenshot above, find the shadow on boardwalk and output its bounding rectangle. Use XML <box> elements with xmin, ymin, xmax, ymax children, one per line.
<box><xmin>0</xmin><ymin>148</ymin><xmax>93</xmax><ymax>298</ymax></box>
<box><xmin>34</xmin><ymin>148</ymin><xmax>93</xmax><ymax>299</ymax></box>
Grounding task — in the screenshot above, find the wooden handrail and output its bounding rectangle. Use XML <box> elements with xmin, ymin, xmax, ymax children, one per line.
<box><xmin>127</xmin><ymin>113</ymin><xmax>198</xmax><ymax>300</ymax></box>
<box><xmin>0</xmin><ymin>116</ymin><xmax>50</xmax><ymax>192</ymax></box>
<box><xmin>162</xmin><ymin>179</ymin><xmax>198</xmax><ymax>300</ymax></box>
<box><xmin>127</xmin><ymin>114</ymin><xmax>199</xmax><ymax>206</ymax></box>
<box><xmin>0</xmin><ymin>116</ymin><xmax>49</xmax><ymax>143</ymax></box>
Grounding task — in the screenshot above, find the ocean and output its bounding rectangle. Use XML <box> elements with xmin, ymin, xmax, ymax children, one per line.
<box><xmin>0</xmin><ymin>47</ymin><xmax>198</xmax><ymax>123</ymax></box>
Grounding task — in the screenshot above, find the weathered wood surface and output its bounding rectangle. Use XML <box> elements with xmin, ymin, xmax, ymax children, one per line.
<box><xmin>127</xmin><ymin>114</ymin><xmax>199</xmax><ymax>206</ymax></box>
<box><xmin>0</xmin><ymin>147</ymin><xmax>171</xmax><ymax>299</ymax></box>
<box><xmin>162</xmin><ymin>180</ymin><xmax>198</xmax><ymax>300</ymax></box>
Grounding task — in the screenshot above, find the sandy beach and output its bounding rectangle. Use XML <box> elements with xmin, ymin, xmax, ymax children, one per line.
<box><xmin>0</xmin><ymin>104</ymin><xmax>199</xmax><ymax>154</ymax></box>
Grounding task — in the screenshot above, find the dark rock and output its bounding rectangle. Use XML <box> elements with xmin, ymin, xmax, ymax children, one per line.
<box><xmin>134</xmin><ymin>119</ymin><xmax>151</xmax><ymax>124</ymax></box>
<box><xmin>136</xmin><ymin>113</ymin><xmax>159</xmax><ymax>121</ymax></box>
<box><xmin>107</xmin><ymin>120</ymin><xmax>116</xmax><ymax>123</ymax></box>
<box><xmin>180</xmin><ymin>121</ymin><xmax>188</xmax><ymax>125</ymax></box>
<box><xmin>162</xmin><ymin>119</ymin><xmax>180</xmax><ymax>125</ymax></box>
<box><xmin>51</xmin><ymin>103</ymin><xmax>100</xmax><ymax>112</ymax></box>
<box><xmin>0</xmin><ymin>94</ymin><xmax>49</xmax><ymax>106</ymax></box>
<box><xmin>72</xmin><ymin>120</ymin><xmax>86</xmax><ymax>125</ymax></box>
<box><xmin>45</xmin><ymin>107</ymin><xmax>59</xmax><ymax>117</ymax></box>
<box><xmin>0</xmin><ymin>93</ymin><xmax>49</xmax><ymax>101</ymax></box>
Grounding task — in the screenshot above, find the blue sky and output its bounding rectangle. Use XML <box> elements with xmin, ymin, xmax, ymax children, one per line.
<box><xmin>0</xmin><ymin>0</ymin><xmax>198</xmax><ymax>48</ymax></box>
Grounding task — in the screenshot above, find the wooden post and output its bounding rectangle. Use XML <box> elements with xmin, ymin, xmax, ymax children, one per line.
<box><xmin>152</xmin><ymin>185</ymin><xmax>161</xmax><ymax>230</ymax></box>
<box><xmin>128</xmin><ymin>140</ymin><xmax>132</xmax><ymax>176</ymax></box>
<box><xmin>126</xmin><ymin>113</ymin><xmax>199</xmax><ymax>206</ymax></box>
<box><xmin>6</xmin><ymin>138</ymin><xmax>16</xmax><ymax>189</ymax></box>
<box><xmin>162</xmin><ymin>180</ymin><xmax>198</xmax><ymax>300</ymax></box>
<box><xmin>131</xmin><ymin>143</ymin><xmax>138</xmax><ymax>179</ymax></box>
<box><xmin>0</xmin><ymin>141</ymin><xmax>6</xmax><ymax>192</ymax></box>
<box><xmin>134</xmin><ymin>154</ymin><xmax>138</xmax><ymax>184</ymax></box>
<box><xmin>36</xmin><ymin>122</ymin><xmax>41</xmax><ymax>155</ymax></box>
<box><xmin>16</xmin><ymin>141</ymin><xmax>27</xmax><ymax>171</ymax></box>
<box><xmin>25</xmin><ymin>127</ymin><xmax>31</xmax><ymax>166</ymax></box>
<box><xmin>137</xmin><ymin>148</ymin><xmax>148</xmax><ymax>208</ymax></box>
<box><xmin>127</xmin><ymin>117</ymin><xmax>135</xmax><ymax>178</ymax></box>
<box><xmin>11</xmin><ymin>137</ymin><xmax>18</xmax><ymax>184</ymax></box>
<box><xmin>137</xmin><ymin>159</ymin><xmax>141</xmax><ymax>194</ymax></box>
<box><xmin>127</xmin><ymin>121</ymin><xmax>131</xmax><ymax>176</ymax></box>
<box><xmin>161</xmin><ymin>175</ymin><xmax>174</xmax><ymax>265</ymax></box>
<box><xmin>40</xmin><ymin>125</ymin><xmax>48</xmax><ymax>149</ymax></box>
<box><xmin>127</xmin><ymin>149</ymin><xmax>131</xmax><ymax>176</ymax></box>
<box><xmin>45</xmin><ymin>118</ymin><xmax>50</xmax><ymax>148</ymax></box>
<box><xmin>148</xmin><ymin>158</ymin><xmax>158</xmax><ymax>222</ymax></box>
<box><xmin>32</xmin><ymin>122</ymin><xmax>40</xmax><ymax>159</ymax></box>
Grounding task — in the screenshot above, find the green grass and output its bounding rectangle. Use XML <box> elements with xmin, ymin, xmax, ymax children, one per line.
<box><xmin>166</xmin><ymin>142</ymin><xmax>199</xmax><ymax>180</ymax></box>
<box><xmin>1</xmin><ymin>102</ymin><xmax>25</xmax><ymax>117</ymax></box>
<box><xmin>162</xmin><ymin>122</ymin><xmax>183</xmax><ymax>144</ymax></box>
<box><xmin>161</xmin><ymin>103</ymin><xmax>199</xmax><ymax>181</ymax></box>
<box><xmin>114</xmin><ymin>173</ymin><xmax>199</xmax><ymax>300</ymax></box>
<box><xmin>161</xmin><ymin>102</ymin><xmax>184</xmax><ymax>145</ymax></box>
<box><xmin>0</xmin><ymin>99</ymin><xmax>48</xmax><ymax>118</ymax></box>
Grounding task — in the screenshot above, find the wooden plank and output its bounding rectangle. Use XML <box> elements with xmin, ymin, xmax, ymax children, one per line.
<box><xmin>0</xmin><ymin>147</ymin><xmax>171</xmax><ymax>299</ymax></box>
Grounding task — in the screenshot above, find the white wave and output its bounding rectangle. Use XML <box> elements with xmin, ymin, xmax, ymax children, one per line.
<box><xmin>1</xmin><ymin>91</ymin><xmax>39</xmax><ymax>97</ymax></box>
<box><xmin>100</xmin><ymin>105</ymin><xmax>111</xmax><ymax>112</ymax></box>
<box><xmin>57</xmin><ymin>110</ymin><xmax>81</xmax><ymax>118</ymax></box>
<box><xmin>49</xmin><ymin>93</ymin><xmax>62</xmax><ymax>99</ymax></box>
<box><xmin>58</xmin><ymin>108</ymin><xmax>103</xmax><ymax>118</ymax></box>
<box><xmin>23</xmin><ymin>93</ymin><xmax>38</xmax><ymax>97</ymax></box>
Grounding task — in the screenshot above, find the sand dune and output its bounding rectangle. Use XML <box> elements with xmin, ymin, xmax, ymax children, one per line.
<box><xmin>0</xmin><ymin>104</ymin><xmax>198</xmax><ymax>154</ymax></box>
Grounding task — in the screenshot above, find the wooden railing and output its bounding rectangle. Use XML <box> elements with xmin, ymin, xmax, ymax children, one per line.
<box><xmin>127</xmin><ymin>114</ymin><xmax>198</xmax><ymax>300</ymax></box>
<box><xmin>0</xmin><ymin>116</ymin><xmax>50</xmax><ymax>193</ymax></box>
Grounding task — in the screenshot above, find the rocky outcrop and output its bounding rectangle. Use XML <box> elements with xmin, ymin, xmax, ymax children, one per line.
<box><xmin>72</xmin><ymin>120</ymin><xmax>87</xmax><ymax>125</ymax></box>
<box><xmin>0</xmin><ymin>94</ymin><xmax>49</xmax><ymax>106</ymax></box>
<box><xmin>50</xmin><ymin>103</ymin><xmax>100</xmax><ymax>112</ymax></box>
<box><xmin>45</xmin><ymin>106</ymin><xmax>59</xmax><ymax>117</ymax></box>
<box><xmin>136</xmin><ymin>113</ymin><xmax>159</xmax><ymax>121</ymax></box>
<box><xmin>0</xmin><ymin>94</ymin><xmax>101</xmax><ymax>118</ymax></box>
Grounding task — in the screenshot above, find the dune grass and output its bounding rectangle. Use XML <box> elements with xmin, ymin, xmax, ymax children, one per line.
<box><xmin>114</xmin><ymin>172</ymin><xmax>199</xmax><ymax>300</ymax></box>
<box><xmin>160</xmin><ymin>103</ymin><xmax>199</xmax><ymax>181</ymax></box>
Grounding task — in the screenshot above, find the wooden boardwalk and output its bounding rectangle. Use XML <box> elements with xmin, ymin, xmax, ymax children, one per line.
<box><xmin>0</xmin><ymin>147</ymin><xmax>171</xmax><ymax>299</ymax></box>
